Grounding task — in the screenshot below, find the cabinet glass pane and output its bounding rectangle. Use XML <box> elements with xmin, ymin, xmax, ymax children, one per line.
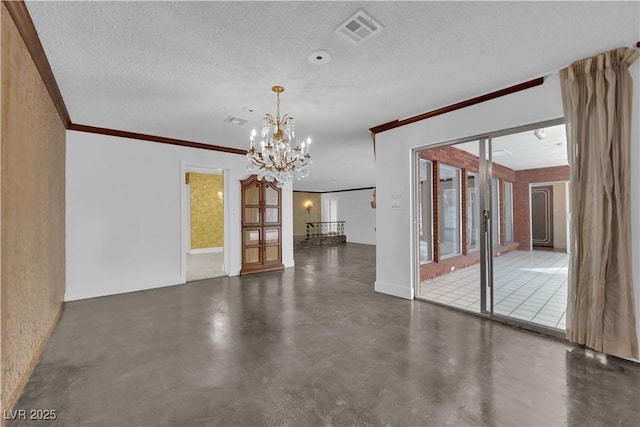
<box><xmin>245</xmin><ymin>247</ymin><xmax>260</xmax><ymax>264</ymax></box>
<box><xmin>265</xmin><ymin>228</ymin><xmax>279</xmax><ymax>244</ymax></box>
<box><xmin>265</xmin><ymin>245</ymin><xmax>280</xmax><ymax>262</ymax></box>
<box><xmin>265</xmin><ymin>207</ymin><xmax>279</xmax><ymax>223</ymax></box>
<box><xmin>244</xmin><ymin>207</ymin><xmax>261</xmax><ymax>224</ymax></box>
<box><xmin>244</xmin><ymin>184</ymin><xmax>260</xmax><ymax>205</ymax></box>
<box><xmin>265</xmin><ymin>186</ymin><xmax>278</xmax><ymax>205</ymax></box>
<box><xmin>244</xmin><ymin>229</ymin><xmax>261</xmax><ymax>246</ymax></box>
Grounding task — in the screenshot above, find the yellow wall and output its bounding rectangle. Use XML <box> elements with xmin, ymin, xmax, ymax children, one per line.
<box><xmin>293</xmin><ymin>192</ymin><xmax>321</xmax><ymax>236</ymax></box>
<box><xmin>188</xmin><ymin>172</ymin><xmax>224</xmax><ymax>249</ymax></box>
<box><xmin>1</xmin><ymin>3</ymin><xmax>66</xmax><ymax>413</ymax></box>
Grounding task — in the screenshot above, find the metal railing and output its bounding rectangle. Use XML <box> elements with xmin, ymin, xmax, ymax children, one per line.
<box><xmin>305</xmin><ymin>221</ymin><xmax>345</xmax><ymax>239</ymax></box>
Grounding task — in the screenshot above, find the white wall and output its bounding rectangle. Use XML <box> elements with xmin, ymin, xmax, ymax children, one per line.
<box><xmin>321</xmin><ymin>189</ymin><xmax>376</xmax><ymax>245</ymax></box>
<box><xmin>375</xmin><ymin>66</ymin><xmax>640</xmax><ymax>353</ymax></box>
<box><xmin>375</xmin><ymin>73</ymin><xmax>565</xmax><ymax>299</ymax></box>
<box><xmin>66</xmin><ymin>131</ymin><xmax>294</xmax><ymax>301</ymax></box>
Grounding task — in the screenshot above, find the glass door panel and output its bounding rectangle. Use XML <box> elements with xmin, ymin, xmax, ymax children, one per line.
<box><xmin>264</xmin><ymin>228</ymin><xmax>280</xmax><ymax>263</ymax></box>
<box><xmin>489</xmin><ymin>123</ymin><xmax>569</xmax><ymax>331</ymax></box>
<box><xmin>243</xmin><ymin>228</ymin><xmax>262</xmax><ymax>265</ymax></box>
<box><xmin>416</xmin><ymin>141</ymin><xmax>485</xmax><ymax>314</ymax></box>
<box><xmin>244</xmin><ymin>184</ymin><xmax>260</xmax><ymax>205</ymax></box>
<box><xmin>264</xmin><ymin>207</ymin><xmax>279</xmax><ymax>224</ymax></box>
<box><xmin>244</xmin><ymin>207</ymin><xmax>261</xmax><ymax>224</ymax></box>
<box><xmin>264</xmin><ymin>186</ymin><xmax>279</xmax><ymax>205</ymax></box>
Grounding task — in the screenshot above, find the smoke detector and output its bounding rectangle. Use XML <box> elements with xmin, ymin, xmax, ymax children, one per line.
<box><xmin>308</xmin><ymin>49</ymin><xmax>332</xmax><ymax>65</ymax></box>
<box><xmin>334</xmin><ymin>9</ymin><xmax>384</xmax><ymax>45</ymax></box>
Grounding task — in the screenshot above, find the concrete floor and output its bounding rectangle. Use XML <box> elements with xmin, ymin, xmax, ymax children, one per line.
<box><xmin>9</xmin><ymin>243</ymin><xmax>640</xmax><ymax>426</ymax></box>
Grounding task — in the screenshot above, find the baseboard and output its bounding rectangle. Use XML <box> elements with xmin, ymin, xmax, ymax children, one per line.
<box><xmin>188</xmin><ymin>247</ymin><xmax>223</xmax><ymax>254</ymax></box>
<box><xmin>64</xmin><ymin>280</ymin><xmax>181</xmax><ymax>301</ymax></box>
<box><xmin>375</xmin><ymin>281</ymin><xmax>414</xmax><ymax>300</ymax></box>
<box><xmin>4</xmin><ymin>302</ymin><xmax>64</xmax><ymax>417</ymax></box>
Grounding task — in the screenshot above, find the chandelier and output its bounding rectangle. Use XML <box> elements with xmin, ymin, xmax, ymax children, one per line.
<box><xmin>247</xmin><ymin>86</ymin><xmax>312</xmax><ymax>187</ymax></box>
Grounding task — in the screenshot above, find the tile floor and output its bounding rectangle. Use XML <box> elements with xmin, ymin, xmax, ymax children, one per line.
<box><xmin>419</xmin><ymin>250</ymin><xmax>568</xmax><ymax>330</ymax></box>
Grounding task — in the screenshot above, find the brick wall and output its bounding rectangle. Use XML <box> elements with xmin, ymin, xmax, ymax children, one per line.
<box><xmin>417</xmin><ymin>144</ymin><xmax>570</xmax><ymax>279</ymax></box>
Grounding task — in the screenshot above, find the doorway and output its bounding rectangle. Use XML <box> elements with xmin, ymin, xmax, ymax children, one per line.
<box><xmin>414</xmin><ymin>119</ymin><xmax>570</xmax><ymax>334</ymax></box>
<box><xmin>180</xmin><ymin>164</ymin><xmax>229</xmax><ymax>282</ymax></box>
<box><xmin>531</xmin><ymin>185</ymin><xmax>554</xmax><ymax>247</ymax></box>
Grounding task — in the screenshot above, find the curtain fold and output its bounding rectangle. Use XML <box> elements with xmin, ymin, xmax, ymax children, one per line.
<box><xmin>560</xmin><ymin>47</ymin><xmax>639</xmax><ymax>359</ymax></box>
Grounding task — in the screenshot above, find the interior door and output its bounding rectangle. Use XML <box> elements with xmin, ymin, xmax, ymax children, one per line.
<box><xmin>531</xmin><ymin>186</ymin><xmax>554</xmax><ymax>247</ymax></box>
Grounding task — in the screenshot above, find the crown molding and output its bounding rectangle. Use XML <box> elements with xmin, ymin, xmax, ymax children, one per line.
<box><xmin>3</xmin><ymin>0</ymin><xmax>71</xmax><ymax>127</ymax></box>
<box><xmin>294</xmin><ymin>186</ymin><xmax>375</xmax><ymax>194</ymax></box>
<box><xmin>68</xmin><ymin>124</ymin><xmax>246</xmax><ymax>155</ymax></box>
<box><xmin>370</xmin><ymin>77</ymin><xmax>544</xmax><ymax>134</ymax></box>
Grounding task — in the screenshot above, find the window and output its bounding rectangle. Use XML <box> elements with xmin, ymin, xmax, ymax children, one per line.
<box><xmin>491</xmin><ymin>177</ymin><xmax>500</xmax><ymax>246</ymax></box>
<box><xmin>418</xmin><ymin>159</ymin><xmax>433</xmax><ymax>263</ymax></box>
<box><xmin>504</xmin><ymin>181</ymin><xmax>514</xmax><ymax>242</ymax></box>
<box><xmin>439</xmin><ymin>165</ymin><xmax>461</xmax><ymax>258</ymax></box>
<box><xmin>467</xmin><ymin>172</ymin><xmax>480</xmax><ymax>252</ymax></box>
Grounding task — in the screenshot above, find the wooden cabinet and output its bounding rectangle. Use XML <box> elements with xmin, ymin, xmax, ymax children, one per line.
<box><xmin>240</xmin><ymin>175</ymin><xmax>284</xmax><ymax>275</ymax></box>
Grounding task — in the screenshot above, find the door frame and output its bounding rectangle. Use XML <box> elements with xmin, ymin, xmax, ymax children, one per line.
<box><xmin>411</xmin><ymin>118</ymin><xmax>566</xmax><ymax>336</ymax></box>
<box><xmin>529</xmin><ymin>180</ymin><xmax>571</xmax><ymax>252</ymax></box>
<box><xmin>180</xmin><ymin>161</ymin><xmax>230</xmax><ymax>283</ymax></box>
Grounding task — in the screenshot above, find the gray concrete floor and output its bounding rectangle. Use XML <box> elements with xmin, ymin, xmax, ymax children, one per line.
<box><xmin>9</xmin><ymin>243</ymin><xmax>640</xmax><ymax>426</ymax></box>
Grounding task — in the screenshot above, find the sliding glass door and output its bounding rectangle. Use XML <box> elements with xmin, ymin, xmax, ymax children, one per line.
<box><xmin>415</xmin><ymin>140</ymin><xmax>488</xmax><ymax>314</ymax></box>
<box><xmin>414</xmin><ymin>120</ymin><xmax>569</xmax><ymax>334</ymax></box>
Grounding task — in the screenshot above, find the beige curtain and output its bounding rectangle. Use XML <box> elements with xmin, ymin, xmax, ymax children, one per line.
<box><xmin>560</xmin><ymin>47</ymin><xmax>639</xmax><ymax>359</ymax></box>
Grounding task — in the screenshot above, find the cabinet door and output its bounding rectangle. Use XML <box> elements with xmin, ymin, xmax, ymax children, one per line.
<box><xmin>264</xmin><ymin>184</ymin><xmax>280</xmax><ymax>225</ymax></box>
<box><xmin>243</xmin><ymin>182</ymin><xmax>262</xmax><ymax>226</ymax></box>
<box><xmin>243</xmin><ymin>228</ymin><xmax>262</xmax><ymax>266</ymax></box>
<box><xmin>263</xmin><ymin>227</ymin><xmax>281</xmax><ymax>264</ymax></box>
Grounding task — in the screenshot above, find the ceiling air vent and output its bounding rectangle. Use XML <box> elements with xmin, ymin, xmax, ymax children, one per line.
<box><xmin>224</xmin><ymin>115</ymin><xmax>248</xmax><ymax>126</ymax></box>
<box><xmin>334</xmin><ymin>9</ymin><xmax>383</xmax><ymax>45</ymax></box>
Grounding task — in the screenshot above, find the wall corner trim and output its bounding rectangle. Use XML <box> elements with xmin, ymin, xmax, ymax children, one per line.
<box><xmin>3</xmin><ymin>0</ymin><xmax>71</xmax><ymax>127</ymax></box>
<box><xmin>4</xmin><ymin>302</ymin><xmax>64</xmax><ymax>414</ymax></box>
<box><xmin>374</xmin><ymin>281</ymin><xmax>414</xmax><ymax>300</ymax></box>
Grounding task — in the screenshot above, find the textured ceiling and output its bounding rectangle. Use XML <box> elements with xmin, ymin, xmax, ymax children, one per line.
<box><xmin>25</xmin><ymin>1</ymin><xmax>639</xmax><ymax>191</ymax></box>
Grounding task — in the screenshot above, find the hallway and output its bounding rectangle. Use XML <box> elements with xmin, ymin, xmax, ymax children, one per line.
<box><xmin>9</xmin><ymin>244</ymin><xmax>639</xmax><ymax>426</ymax></box>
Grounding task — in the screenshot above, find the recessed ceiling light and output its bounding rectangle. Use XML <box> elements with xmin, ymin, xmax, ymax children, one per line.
<box><xmin>308</xmin><ymin>49</ymin><xmax>332</xmax><ymax>65</ymax></box>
